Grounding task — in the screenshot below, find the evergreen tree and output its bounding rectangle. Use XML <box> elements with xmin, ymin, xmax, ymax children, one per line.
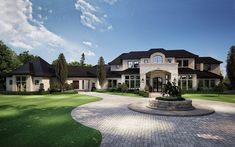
<box><xmin>97</xmin><ymin>56</ymin><xmax>106</xmax><ymax>88</ymax></box>
<box><xmin>80</xmin><ymin>53</ymin><xmax>85</xmax><ymax>67</ymax></box>
<box><xmin>226</xmin><ymin>46</ymin><xmax>235</xmax><ymax>89</ymax></box>
<box><xmin>55</xmin><ymin>53</ymin><xmax>68</xmax><ymax>92</ymax></box>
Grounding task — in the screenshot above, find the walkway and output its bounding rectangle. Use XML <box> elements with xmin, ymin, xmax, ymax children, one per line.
<box><xmin>71</xmin><ymin>92</ymin><xmax>235</xmax><ymax>147</ymax></box>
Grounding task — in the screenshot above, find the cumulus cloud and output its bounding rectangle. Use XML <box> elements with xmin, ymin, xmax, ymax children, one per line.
<box><xmin>74</xmin><ymin>0</ymin><xmax>116</xmax><ymax>30</ymax></box>
<box><xmin>0</xmin><ymin>0</ymin><xmax>95</xmax><ymax>61</ymax></box>
<box><xmin>103</xmin><ymin>0</ymin><xmax>118</xmax><ymax>5</ymax></box>
<box><xmin>82</xmin><ymin>41</ymin><xmax>92</xmax><ymax>46</ymax></box>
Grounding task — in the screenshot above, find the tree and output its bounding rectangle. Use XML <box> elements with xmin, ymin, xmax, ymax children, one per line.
<box><xmin>226</xmin><ymin>46</ymin><xmax>235</xmax><ymax>89</ymax></box>
<box><xmin>18</xmin><ymin>51</ymin><xmax>37</xmax><ymax>64</ymax></box>
<box><xmin>68</xmin><ymin>61</ymin><xmax>80</xmax><ymax>66</ymax></box>
<box><xmin>55</xmin><ymin>53</ymin><xmax>68</xmax><ymax>92</ymax></box>
<box><xmin>0</xmin><ymin>41</ymin><xmax>21</xmax><ymax>89</ymax></box>
<box><xmin>80</xmin><ymin>53</ymin><xmax>85</xmax><ymax>66</ymax></box>
<box><xmin>97</xmin><ymin>56</ymin><xmax>106</xmax><ymax>88</ymax></box>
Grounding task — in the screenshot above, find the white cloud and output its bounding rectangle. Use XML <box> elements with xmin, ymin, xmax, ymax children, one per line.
<box><xmin>0</xmin><ymin>0</ymin><xmax>95</xmax><ymax>61</ymax></box>
<box><xmin>83</xmin><ymin>50</ymin><xmax>95</xmax><ymax>56</ymax></box>
<box><xmin>83</xmin><ymin>41</ymin><xmax>92</xmax><ymax>46</ymax></box>
<box><xmin>38</xmin><ymin>6</ymin><xmax>42</xmax><ymax>10</ymax></box>
<box><xmin>107</xmin><ymin>25</ymin><xmax>112</xmax><ymax>30</ymax></box>
<box><xmin>75</xmin><ymin>0</ymin><xmax>115</xmax><ymax>30</ymax></box>
<box><xmin>103</xmin><ymin>0</ymin><xmax>118</xmax><ymax>5</ymax></box>
<box><xmin>49</xmin><ymin>9</ymin><xmax>53</xmax><ymax>13</ymax></box>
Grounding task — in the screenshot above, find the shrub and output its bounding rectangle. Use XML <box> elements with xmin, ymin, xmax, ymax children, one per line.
<box><xmin>0</xmin><ymin>91</ymin><xmax>49</xmax><ymax>95</ymax></box>
<box><xmin>120</xmin><ymin>83</ymin><xmax>128</xmax><ymax>93</ymax></box>
<box><xmin>64</xmin><ymin>83</ymin><xmax>74</xmax><ymax>90</ymax></box>
<box><xmin>214</xmin><ymin>82</ymin><xmax>225</xmax><ymax>93</ymax></box>
<box><xmin>144</xmin><ymin>84</ymin><xmax>149</xmax><ymax>92</ymax></box>
<box><xmin>162</xmin><ymin>82</ymin><xmax>182</xmax><ymax>97</ymax></box>
<box><xmin>139</xmin><ymin>90</ymin><xmax>149</xmax><ymax>97</ymax></box>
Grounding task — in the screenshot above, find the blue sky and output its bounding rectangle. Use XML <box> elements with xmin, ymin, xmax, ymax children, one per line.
<box><xmin>0</xmin><ymin>0</ymin><xmax>235</xmax><ymax>73</ymax></box>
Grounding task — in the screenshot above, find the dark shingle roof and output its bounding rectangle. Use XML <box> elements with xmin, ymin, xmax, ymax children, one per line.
<box><xmin>178</xmin><ymin>68</ymin><xmax>222</xmax><ymax>79</ymax></box>
<box><xmin>109</xmin><ymin>48</ymin><xmax>199</xmax><ymax>65</ymax></box>
<box><xmin>120</xmin><ymin>68</ymin><xmax>140</xmax><ymax>74</ymax></box>
<box><xmin>12</xmin><ymin>57</ymin><xmax>54</xmax><ymax>77</ymax></box>
<box><xmin>196</xmin><ymin>57</ymin><xmax>222</xmax><ymax>64</ymax></box>
<box><xmin>67</xmin><ymin>66</ymin><xmax>97</xmax><ymax>78</ymax></box>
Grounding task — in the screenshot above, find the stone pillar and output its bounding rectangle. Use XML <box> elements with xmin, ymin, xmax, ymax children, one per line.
<box><xmin>192</xmin><ymin>74</ymin><xmax>197</xmax><ymax>90</ymax></box>
<box><xmin>140</xmin><ymin>74</ymin><xmax>146</xmax><ymax>90</ymax></box>
<box><xmin>200</xmin><ymin>63</ymin><xmax>204</xmax><ymax>71</ymax></box>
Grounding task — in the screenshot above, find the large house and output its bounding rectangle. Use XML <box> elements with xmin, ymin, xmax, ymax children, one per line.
<box><xmin>6</xmin><ymin>48</ymin><xmax>222</xmax><ymax>92</ymax></box>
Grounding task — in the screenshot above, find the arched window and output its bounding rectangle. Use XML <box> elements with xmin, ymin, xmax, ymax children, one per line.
<box><xmin>153</xmin><ymin>55</ymin><xmax>163</xmax><ymax>64</ymax></box>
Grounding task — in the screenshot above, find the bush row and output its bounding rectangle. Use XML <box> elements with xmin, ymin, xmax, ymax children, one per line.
<box><xmin>0</xmin><ymin>90</ymin><xmax>77</xmax><ymax>95</ymax></box>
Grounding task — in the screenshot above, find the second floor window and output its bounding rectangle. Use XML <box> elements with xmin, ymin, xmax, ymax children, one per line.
<box><xmin>177</xmin><ymin>59</ymin><xmax>189</xmax><ymax>67</ymax></box>
<box><xmin>153</xmin><ymin>55</ymin><xmax>163</xmax><ymax>64</ymax></box>
<box><xmin>128</xmin><ymin>61</ymin><xmax>139</xmax><ymax>68</ymax></box>
<box><xmin>204</xmin><ymin>64</ymin><xmax>211</xmax><ymax>71</ymax></box>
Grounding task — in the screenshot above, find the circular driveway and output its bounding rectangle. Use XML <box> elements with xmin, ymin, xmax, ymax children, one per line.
<box><xmin>71</xmin><ymin>92</ymin><xmax>235</xmax><ymax>147</ymax></box>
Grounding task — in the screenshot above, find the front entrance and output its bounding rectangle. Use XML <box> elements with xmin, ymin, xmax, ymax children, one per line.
<box><xmin>152</xmin><ymin>77</ymin><xmax>163</xmax><ymax>92</ymax></box>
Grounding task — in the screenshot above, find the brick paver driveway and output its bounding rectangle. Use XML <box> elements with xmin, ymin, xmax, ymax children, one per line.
<box><xmin>71</xmin><ymin>92</ymin><xmax>235</xmax><ymax>147</ymax></box>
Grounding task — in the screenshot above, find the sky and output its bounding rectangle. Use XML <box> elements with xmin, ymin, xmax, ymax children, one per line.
<box><xmin>0</xmin><ymin>0</ymin><xmax>235</xmax><ymax>74</ymax></box>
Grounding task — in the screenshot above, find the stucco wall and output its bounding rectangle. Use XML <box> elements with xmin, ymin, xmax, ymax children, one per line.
<box><xmin>6</xmin><ymin>77</ymin><xmax>13</xmax><ymax>91</ymax></box>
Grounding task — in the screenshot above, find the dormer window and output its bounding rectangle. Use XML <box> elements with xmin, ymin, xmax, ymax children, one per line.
<box><xmin>153</xmin><ymin>55</ymin><xmax>163</xmax><ymax>64</ymax></box>
<box><xmin>128</xmin><ymin>61</ymin><xmax>139</xmax><ymax>68</ymax></box>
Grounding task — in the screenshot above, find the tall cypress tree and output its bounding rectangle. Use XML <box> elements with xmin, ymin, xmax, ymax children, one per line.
<box><xmin>226</xmin><ymin>46</ymin><xmax>235</xmax><ymax>89</ymax></box>
<box><xmin>97</xmin><ymin>56</ymin><xmax>106</xmax><ymax>88</ymax></box>
<box><xmin>55</xmin><ymin>53</ymin><xmax>68</xmax><ymax>92</ymax></box>
<box><xmin>80</xmin><ymin>53</ymin><xmax>85</xmax><ymax>67</ymax></box>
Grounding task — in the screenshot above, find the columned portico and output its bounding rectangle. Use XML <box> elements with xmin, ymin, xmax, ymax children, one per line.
<box><xmin>139</xmin><ymin>63</ymin><xmax>178</xmax><ymax>91</ymax></box>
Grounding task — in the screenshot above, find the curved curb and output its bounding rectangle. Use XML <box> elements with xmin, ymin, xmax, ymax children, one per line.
<box><xmin>128</xmin><ymin>102</ymin><xmax>215</xmax><ymax>117</ymax></box>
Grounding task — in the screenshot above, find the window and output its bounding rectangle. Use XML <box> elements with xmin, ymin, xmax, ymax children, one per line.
<box><xmin>16</xmin><ymin>76</ymin><xmax>27</xmax><ymax>91</ymax></box>
<box><xmin>144</xmin><ymin>59</ymin><xmax>148</xmax><ymax>63</ymax></box>
<box><xmin>204</xmin><ymin>64</ymin><xmax>211</xmax><ymax>71</ymax></box>
<box><xmin>178</xmin><ymin>74</ymin><xmax>193</xmax><ymax>91</ymax></box>
<box><xmin>177</xmin><ymin>60</ymin><xmax>182</xmax><ymax>67</ymax></box>
<box><xmin>128</xmin><ymin>61</ymin><xmax>139</xmax><ymax>68</ymax></box>
<box><xmin>128</xmin><ymin>61</ymin><xmax>133</xmax><ymax>68</ymax></box>
<box><xmin>108</xmin><ymin>80</ymin><xmax>117</xmax><ymax>88</ymax></box>
<box><xmin>125</xmin><ymin>75</ymin><xmax>140</xmax><ymax>89</ymax></box>
<box><xmin>198</xmin><ymin>79</ymin><xmax>216</xmax><ymax>90</ymax></box>
<box><xmin>183</xmin><ymin>60</ymin><xmax>188</xmax><ymax>67</ymax></box>
<box><xmin>9</xmin><ymin>80</ymin><xmax>12</xmax><ymax>85</ymax></box>
<box><xmin>177</xmin><ymin>59</ymin><xmax>189</xmax><ymax>67</ymax></box>
<box><xmin>133</xmin><ymin>61</ymin><xmax>139</xmax><ymax>68</ymax></box>
<box><xmin>153</xmin><ymin>55</ymin><xmax>163</xmax><ymax>64</ymax></box>
<box><xmin>35</xmin><ymin>80</ymin><xmax>39</xmax><ymax>85</ymax></box>
<box><xmin>210</xmin><ymin>80</ymin><xmax>215</xmax><ymax>88</ymax></box>
<box><xmin>165</xmin><ymin>74</ymin><xmax>170</xmax><ymax>83</ymax></box>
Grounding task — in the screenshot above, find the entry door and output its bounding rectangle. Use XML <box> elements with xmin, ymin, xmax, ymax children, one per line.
<box><xmin>153</xmin><ymin>77</ymin><xmax>163</xmax><ymax>92</ymax></box>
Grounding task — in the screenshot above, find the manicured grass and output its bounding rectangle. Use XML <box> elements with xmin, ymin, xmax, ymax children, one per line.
<box><xmin>0</xmin><ymin>94</ymin><xmax>102</xmax><ymax>147</ymax></box>
<box><xmin>183</xmin><ymin>94</ymin><xmax>235</xmax><ymax>103</ymax></box>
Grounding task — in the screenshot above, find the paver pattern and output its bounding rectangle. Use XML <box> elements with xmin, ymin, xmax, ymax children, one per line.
<box><xmin>71</xmin><ymin>92</ymin><xmax>235</xmax><ymax>147</ymax></box>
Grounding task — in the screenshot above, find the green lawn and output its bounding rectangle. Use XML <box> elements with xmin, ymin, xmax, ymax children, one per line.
<box><xmin>183</xmin><ymin>94</ymin><xmax>235</xmax><ymax>103</ymax></box>
<box><xmin>0</xmin><ymin>94</ymin><xmax>102</xmax><ymax>147</ymax></box>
